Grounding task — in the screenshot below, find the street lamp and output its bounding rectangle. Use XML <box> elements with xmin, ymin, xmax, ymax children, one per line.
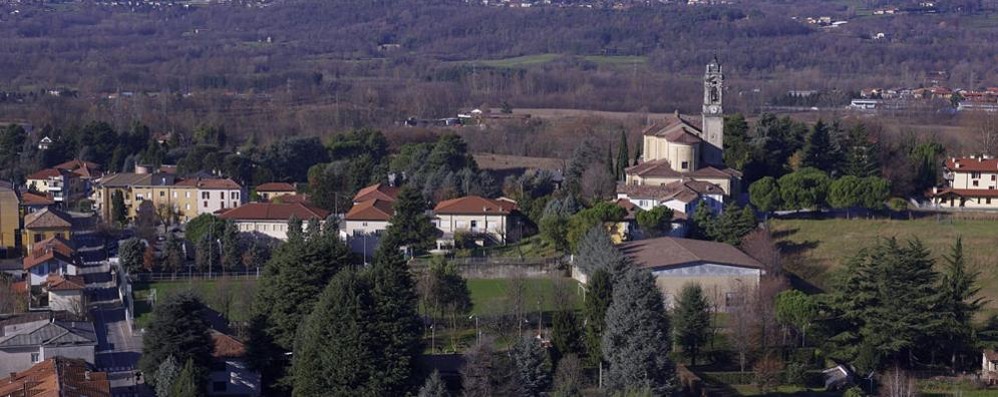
<box><xmin>468</xmin><ymin>314</ymin><xmax>480</xmax><ymax>344</ymax></box>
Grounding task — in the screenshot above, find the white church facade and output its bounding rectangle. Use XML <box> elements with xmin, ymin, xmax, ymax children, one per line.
<box><xmin>617</xmin><ymin>58</ymin><xmax>742</xmax><ymax>215</ymax></box>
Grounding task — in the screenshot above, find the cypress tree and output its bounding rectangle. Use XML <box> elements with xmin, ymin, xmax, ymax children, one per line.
<box><xmin>382</xmin><ymin>186</ymin><xmax>437</xmax><ymax>254</ymax></box>
<box><xmin>673</xmin><ymin>283</ymin><xmax>712</xmax><ymax>366</ymax></box>
<box><xmin>617</xmin><ymin>130</ymin><xmax>629</xmax><ymax>180</ymax></box>
<box><xmin>155</xmin><ymin>356</ymin><xmax>180</xmax><ymax>397</ymax></box>
<box><xmin>583</xmin><ymin>269</ymin><xmax>613</xmax><ymax>368</ymax></box>
<box><xmin>551</xmin><ymin>309</ymin><xmax>583</xmax><ymax>362</ymax></box>
<box><xmin>938</xmin><ymin>237</ymin><xmax>984</xmax><ymax>370</ymax></box>
<box><xmin>602</xmin><ymin>269</ymin><xmax>675</xmax><ymax>394</ymax></box>
<box><xmin>220</xmin><ymin>220</ymin><xmax>239</xmax><ymax>272</ymax></box>
<box><xmin>802</xmin><ymin>120</ymin><xmax>834</xmax><ymax>172</ymax></box>
<box><xmin>606</xmin><ymin>145</ymin><xmax>616</xmax><ymax>180</ymax></box>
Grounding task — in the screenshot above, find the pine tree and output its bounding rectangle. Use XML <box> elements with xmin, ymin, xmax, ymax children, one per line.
<box><xmin>195</xmin><ymin>234</ymin><xmax>219</xmax><ymax>273</ymax></box>
<box><xmin>511</xmin><ymin>336</ymin><xmax>553</xmax><ymax>397</ymax></box>
<box><xmin>164</xmin><ymin>233</ymin><xmax>185</xmax><ymax>274</ymax></box>
<box><xmin>802</xmin><ymin>120</ymin><xmax>834</xmax><ymax>172</ymax></box>
<box><xmin>690</xmin><ymin>203</ymin><xmax>716</xmax><ymax>240</ymax></box>
<box><xmin>140</xmin><ymin>292</ymin><xmax>212</xmax><ymax>391</ymax></box>
<box><xmin>243</xmin><ymin>314</ymin><xmax>287</xmax><ymax>397</ymax></box>
<box><xmin>723</xmin><ymin>114</ymin><xmax>754</xmax><ymax>171</ymax></box>
<box><xmin>844</xmin><ymin>125</ymin><xmax>880</xmax><ymax>177</ymax></box>
<box><xmin>381</xmin><ymin>186</ymin><xmax>436</xmax><ymax>254</ymax></box>
<box><xmin>551</xmin><ymin>309</ymin><xmax>583</xmax><ymax>362</ymax></box>
<box><xmin>155</xmin><ymin>356</ymin><xmax>180</xmax><ymax>397</ymax></box>
<box><xmin>583</xmin><ymin>269</ymin><xmax>613</xmax><ymax>368</ymax></box>
<box><xmin>220</xmin><ymin>220</ymin><xmax>239</xmax><ymax>272</ymax></box>
<box><xmin>574</xmin><ymin>227</ymin><xmax>626</xmax><ymax>278</ymax></box>
<box><xmin>617</xmin><ymin>130</ymin><xmax>629</xmax><ymax>180</ymax></box>
<box><xmin>938</xmin><ymin>237</ymin><xmax>984</xmax><ymax>370</ymax></box>
<box><xmin>112</xmin><ymin>190</ymin><xmax>127</xmax><ymax>225</ymax></box>
<box><xmin>170</xmin><ymin>359</ymin><xmax>203</xmax><ymax>397</ymax></box>
<box><xmin>418</xmin><ymin>370</ymin><xmax>448</xmax><ymax>397</ymax></box>
<box><xmin>606</xmin><ymin>145</ymin><xmax>616</xmax><ymax>180</ymax></box>
<box><xmin>602</xmin><ymin>269</ymin><xmax>675</xmax><ymax>394</ymax></box>
<box><xmin>369</xmin><ymin>246</ymin><xmax>423</xmax><ymax>394</ymax></box>
<box><xmin>118</xmin><ymin>237</ymin><xmax>145</xmax><ymax>274</ymax></box>
<box><xmin>292</xmin><ymin>269</ymin><xmax>379</xmax><ymax>396</ymax></box>
<box><xmin>673</xmin><ymin>283</ymin><xmax>712</xmax><ymax>366</ymax></box>
<box><xmin>286</xmin><ymin>215</ymin><xmax>304</xmax><ymax>243</ymax></box>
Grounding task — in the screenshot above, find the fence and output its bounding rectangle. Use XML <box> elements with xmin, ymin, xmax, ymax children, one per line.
<box><xmin>134</xmin><ymin>271</ymin><xmax>261</xmax><ymax>282</ymax></box>
<box><xmin>408</xmin><ymin>257</ymin><xmax>565</xmax><ymax>279</ymax></box>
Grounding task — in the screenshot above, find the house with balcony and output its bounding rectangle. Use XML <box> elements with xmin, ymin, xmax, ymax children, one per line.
<box><xmin>22</xmin><ymin>236</ymin><xmax>79</xmax><ymax>287</ymax></box>
<box><xmin>433</xmin><ymin>196</ymin><xmax>520</xmax><ymax>248</ymax></box>
<box><xmin>928</xmin><ymin>156</ymin><xmax>998</xmax><ymax>209</ymax></box>
<box><xmin>25</xmin><ymin>168</ymin><xmax>72</xmax><ymax>204</ymax></box>
<box><xmin>177</xmin><ymin>178</ymin><xmax>245</xmax><ymax>216</ymax></box>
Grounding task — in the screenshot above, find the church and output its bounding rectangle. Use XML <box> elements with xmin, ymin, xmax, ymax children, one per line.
<box><xmin>617</xmin><ymin>58</ymin><xmax>742</xmax><ymax>216</ymax></box>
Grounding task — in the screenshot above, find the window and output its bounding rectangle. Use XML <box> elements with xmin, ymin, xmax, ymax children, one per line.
<box><xmin>362</xmin><ymin>222</ymin><xmax>368</xmax><ymax>227</ymax></box>
<box><xmin>231</xmin><ymin>192</ymin><xmax>238</xmax><ymax>200</ymax></box>
<box><xmin>972</xmin><ymin>172</ymin><xmax>982</xmax><ymax>179</ymax></box>
<box><xmin>34</xmin><ymin>234</ymin><xmax>42</xmax><ymax>243</ymax></box>
<box><xmin>219</xmin><ymin>192</ymin><xmax>224</xmax><ymax>199</ymax></box>
<box><xmin>159</xmin><ymin>191</ymin><xmax>165</xmax><ymax>197</ymax></box>
<box><xmin>185</xmin><ymin>204</ymin><xmax>191</xmax><ymax>211</ymax></box>
<box><xmin>172</xmin><ymin>192</ymin><xmax>178</xmax><ymax>198</ymax></box>
<box><xmin>992</xmin><ymin>175</ymin><xmax>996</xmax><ymax>181</ymax></box>
<box><xmin>232</xmin><ymin>201</ymin><xmax>238</xmax><ymax>208</ymax></box>
<box><xmin>212</xmin><ymin>381</ymin><xmax>227</xmax><ymax>392</ymax></box>
<box><xmin>681</xmin><ymin>161</ymin><xmax>689</xmax><ymax>170</ymax></box>
<box><xmin>203</xmin><ymin>201</ymin><xmax>208</xmax><ymax>208</ymax></box>
<box><xmin>201</xmin><ymin>192</ymin><xmax>209</xmax><ymax>199</ymax></box>
<box><xmin>470</xmin><ymin>220</ymin><xmax>478</xmax><ymax>229</ymax></box>
<box><xmin>221</xmin><ymin>202</ymin><xmax>225</xmax><ymax>209</ymax></box>
<box><xmin>186</xmin><ymin>192</ymin><xmax>191</xmax><ymax>198</ymax></box>
<box><xmin>30</xmin><ymin>353</ymin><xmax>39</xmax><ymax>363</ymax></box>
<box><xmin>973</xmin><ymin>180</ymin><xmax>979</xmax><ymax>187</ymax></box>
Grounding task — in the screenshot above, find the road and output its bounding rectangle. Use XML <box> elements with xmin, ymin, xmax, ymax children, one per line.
<box><xmin>92</xmin><ymin>304</ymin><xmax>151</xmax><ymax>397</ymax></box>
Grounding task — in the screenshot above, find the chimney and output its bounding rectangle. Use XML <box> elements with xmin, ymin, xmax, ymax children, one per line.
<box><xmin>9</xmin><ymin>372</ymin><xmax>16</xmax><ymax>382</ymax></box>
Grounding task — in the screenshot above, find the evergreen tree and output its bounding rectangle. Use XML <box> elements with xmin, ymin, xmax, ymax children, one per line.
<box><xmin>844</xmin><ymin>125</ymin><xmax>880</xmax><ymax>177</ymax></box>
<box><xmin>511</xmin><ymin>336</ymin><xmax>553</xmax><ymax>397</ymax></box>
<box><xmin>118</xmin><ymin>238</ymin><xmax>145</xmax><ymax>274</ymax></box>
<box><xmin>305</xmin><ymin>217</ymin><xmax>321</xmax><ymax>241</ymax></box>
<box><xmin>574</xmin><ymin>227</ymin><xmax>627</xmax><ymax>277</ymax></box>
<box><xmin>606</xmin><ymin>146</ymin><xmax>615</xmax><ymax>180</ymax></box>
<box><xmin>802</xmin><ymin>120</ymin><xmax>834</xmax><ymax>172</ymax></box>
<box><xmin>170</xmin><ymin>359</ymin><xmax>203</xmax><ymax>397</ymax></box>
<box><xmin>381</xmin><ymin>186</ymin><xmax>437</xmax><ymax>254</ymax></box>
<box><xmin>690</xmin><ymin>202</ymin><xmax>716</xmax><ymax>240</ymax></box>
<box><xmin>828</xmin><ymin>175</ymin><xmax>862</xmax><ymax>217</ymax></box>
<box><xmin>551</xmin><ymin>309</ymin><xmax>583</xmax><ymax>362</ymax></box>
<box><xmin>286</xmin><ymin>215</ymin><xmax>304</xmax><ymax>243</ymax></box>
<box><xmin>775</xmin><ymin>290</ymin><xmax>818</xmax><ymax>347</ymax></box>
<box><xmin>220</xmin><ymin>220</ymin><xmax>239</xmax><ymax>272</ymax></box>
<box><xmin>602</xmin><ymin>269</ymin><xmax>675</xmax><ymax>394</ymax></box>
<box><xmin>938</xmin><ymin>237</ymin><xmax>985</xmax><ymax>370</ymax></box>
<box><xmin>778</xmin><ymin>167</ymin><xmax>831</xmax><ymax>210</ymax></box>
<box><xmin>723</xmin><ymin>114</ymin><xmax>754</xmax><ymax>171</ymax></box>
<box><xmin>112</xmin><ymin>190</ymin><xmax>127</xmax><ymax>225</ymax></box>
<box><xmin>195</xmin><ymin>234</ymin><xmax>219</xmax><ymax>273</ymax></box>
<box><xmin>616</xmin><ymin>130</ymin><xmax>629</xmax><ymax>180</ymax></box>
<box><xmin>243</xmin><ymin>314</ymin><xmax>287</xmax><ymax>396</ymax></box>
<box><xmin>673</xmin><ymin>283</ymin><xmax>711</xmax><ymax>366</ymax></box>
<box><xmin>253</xmin><ymin>219</ymin><xmax>353</xmax><ymax>350</ymax></box>
<box><xmin>749</xmin><ymin>176</ymin><xmax>781</xmax><ymax>214</ymax></box>
<box><xmin>155</xmin><ymin>356</ymin><xmax>180</xmax><ymax>397</ymax></box>
<box><xmin>583</xmin><ymin>269</ymin><xmax>613</xmax><ymax>368</ymax></box>
<box><xmin>139</xmin><ymin>292</ymin><xmax>212</xmax><ymax>390</ymax></box>
<box><xmin>292</xmin><ymin>269</ymin><xmax>379</xmax><ymax>396</ymax></box>
<box><xmin>369</xmin><ymin>246</ymin><xmax>423</xmax><ymax>394</ymax></box>
<box><xmin>858</xmin><ymin>176</ymin><xmax>891</xmax><ymax>211</ymax></box>
<box><xmin>418</xmin><ymin>370</ymin><xmax>448</xmax><ymax>397</ymax></box>
<box><xmin>634</xmin><ymin>206</ymin><xmax>673</xmax><ymax>237</ymax></box>
<box><xmin>164</xmin><ymin>233</ymin><xmax>185</xmax><ymax>274</ymax></box>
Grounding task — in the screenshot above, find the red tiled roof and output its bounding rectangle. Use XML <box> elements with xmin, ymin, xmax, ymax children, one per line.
<box><xmin>345</xmin><ymin>199</ymin><xmax>395</xmax><ymax>221</ymax></box>
<box><xmin>218</xmin><ymin>202</ymin><xmax>330</xmax><ymax>221</ymax></box>
<box><xmin>624</xmin><ymin>160</ymin><xmax>741</xmax><ymax>180</ymax></box>
<box><xmin>24</xmin><ymin>236</ymin><xmax>76</xmax><ymax>270</ymax></box>
<box><xmin>617</xmin><ymin>179</ymin><xmax>726</xmax><ymax>204</ymax></box>
<box><xmin>945</xmin><ymin>157</ymin><xmax>998</xmax><ymax>172</ymax></box>
<box><xmin>46</xmin><ymin>274</ymin><xmax>86</xmax><ymax>291</ymax></box>
<box><xmin>434</xmin><ymin>196</ymin><xmax>515</xmax><ymax>215</ymax></box>
<box><xmin>928</xmin><ymin>187</ymin><xmax>998</xmax><ymax>198</ymax></box>
<box><xmin>54</xmin><ymin>160</ymin><xmax>101</xmax><ymax>178</ymax></box>
<box><xmin>614</xmin><ymin>198</ymin><xmax>640</xmax><ymax>221</ymax></box>
<box><xmin>0</xmin><ymin>357</ymin><xmax>110</xmax><ymax>397</ymax></box>
<box><xmin>211</xmin><ymin>330</ymin><xmax>247</xmax><ymax>359</ymax></box>
<box><xmin>272</xmin><ymin>193</ymin><xmax>309</xmax><ymax>204</ymax></box>
<box><xmin>618</xmin><ymin>236</ymin><xmax>763</xmax><ymax>270</ymax></box>
<box><xmin>255</xmin><ymin>182</ymin><xmax>296</xmax><ymax>192</ymax></box>
<box><xmin>26</xmin><ymin>168</ymin><xmax>64</xmax><ymax>180</ymax></box>
<box><xmin>353</xmin><ymin>183</ymin><xmax>400</xmax><ymax>203</ymax></box>
<box><xmin>175</xmin><ymin>178</ymin><xmax>242</xmax><ymax>190</ymax></box>
<box><xmin>22</xmin><ymin>191</ymin><xmax>56</xmax><ymax>206</ymax></box>
<box><xmin>24</xmin><ymin>208</ymin><xmax>73</xmax><ymax>229</ymax></box>
<box><xmin>642</xmin><ymin>114</ymin><xmax>703</xmax><ymax>138</ymax></box>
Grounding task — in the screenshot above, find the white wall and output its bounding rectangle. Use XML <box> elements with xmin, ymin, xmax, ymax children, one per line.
<box><xmin>198</xmin><ymin>189</ymin><xmax>244</xmax><ymax>216</ymax></box>
<box><xmin>234</xmin><ymin>220</ymin><xmax>321</xmax><ymax>241</ymax></box>
<box><xmin>435</xmin><ymin>214</ymin><xmax>510</xmax><ymax>243</ymax></box>
<box><xmin>208</xmin><ymin>359</ymin><xmax>260</xmax><ymax>396</ymax></box>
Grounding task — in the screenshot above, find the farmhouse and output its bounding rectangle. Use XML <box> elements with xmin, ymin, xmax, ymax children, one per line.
<box><xmin>929</xmin><ymin>156</ymin><xmax>998</xmax><ymax>209</ymax></box>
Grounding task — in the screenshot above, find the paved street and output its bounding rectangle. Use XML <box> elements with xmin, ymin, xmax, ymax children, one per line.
<box><xmin>92</xmin><ymin>304</ymin><xmax>152</xmax><ymax>396</ymax></box>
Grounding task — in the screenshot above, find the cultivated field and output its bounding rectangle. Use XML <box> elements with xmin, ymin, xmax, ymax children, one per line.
<box><xmin>771</xmin><ymin>217</ymin><xmax>998</xmax><ymax>317</ymax></box>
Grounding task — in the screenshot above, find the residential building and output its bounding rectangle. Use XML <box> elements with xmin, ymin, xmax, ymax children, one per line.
<box><xmin>36</xmin><ymin>136</ymin><xmax>52</xmax><ymax>151</ymax></box>
<box><xmin>53</xmin><ymin>160</ymin><xmax>102</xmax><ymax>197</ymax></box>
<box><xmin>42</xmin><ymin>274</ymin><xmax>86</xmax><ymax>314</ymax></box>
<box><xmin>984</xmin><ymin>349</ymin><xmax>998</xmax><ymax>384</ymax></box>
<box><xmin>177</xmin><ymin>178</ymin><xmax>244</xmax><ymax>215</ymax></box>
<box><xmin>208</xmin><ymin>330</ymin><xmax>261</xmax><ymax>396</ymax></box>
<box><xmin>23</xmin><ymin>236</ymin><xmax>79</xmax><ymax>286</ymax></box>
<box><xmin>616</xmin><ymin>178</ymin><xmax>725</xmax><ymax>217</ymax></box>
<box><xmin>606</xmin><ymin>236</ymin><xmax>764</xmax><ymax>311</ymax></box>
<box><xmin>0</xmin><ymin>357</ymin><xmax>107</xmax><ymax>397</ymax></box>
<box><xmin>621</xmin><ymin>58</ymin><xmax>741</xmax><ymax>198</ymax></box>
<box><xmin>0</xmin><ymin>315</ymin><xmax>97</xmax><ymax>376</ymax></box>
<box><xmin>433</xmin><ymin>196</ymin><xmax>519</xmax><ymax>246</ymax></box>
<box><xmin>21</xmin><ymin>191</ymin><xmax>55</xmax><ymax>214</ymax></box>
<box><xmin>218</xmin><ymin>202</ymin><xmax>330</xmax><ymax>241</ymax></box>
<box><xmin>25</xmin><ymin>168</ymin><xmax>72</xmax><ymax>204</ymax></box>
<box><xmin>352</xmin><ymin>183</ymin><xmax>400</xmax><ymax>204</ymax></box>
<box><xmin>22</xmin><ymin>208</ymin><xmax>73</xmax><ymax>253</ymax></box>
<box><xmin>255</xmin><ymin>182</ymin><xmax>296</xmax><ymax>201</ymax></box>
<box><xmin>0</xmin><ymin>181</ymin><xmax>20</xmax><ymax>258</ymax></box>
<box><xmin>342</xmin><ymin>199</ymin><xmax>394</xmax><ymax>259</ymax></box>
<box><xmin>929</xmin><ymin>156</ymin><xmax>998</xmax><ymax>209</ymax></box>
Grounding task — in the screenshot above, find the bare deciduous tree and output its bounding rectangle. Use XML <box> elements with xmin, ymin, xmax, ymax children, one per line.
<box><xmin>879</xmin><ymin>366</ymin><xmax>917</xmax><ymax>397</ymax></box>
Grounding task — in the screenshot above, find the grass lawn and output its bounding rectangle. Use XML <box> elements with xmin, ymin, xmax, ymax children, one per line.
<box><xmin>467</xmin><ymin>276</ymin><xmax>582</xmax><ymax>316</ymax></box>
<box><xmin>471</xmin><ymin>54</ymin><xmax>561</xmax><ymax>68</ymax></box>
<box><xmin>132</xmin><ymin>278</ymin><xmax>259</xmax><ymax>329</ymax></box>
<box><xmin>730</xmin><ymin>385</ymin><xmax>840</xmax><ymax>396</ymax></box>
<box><xmin>771</xmin><ymin>218</ymin><xmax>998</xmax><ymax>317</ymax></box>
<box><xmin>473</xmin><ymin>235</ymin><xmax>560</xmax><ymax>259</ymax></box>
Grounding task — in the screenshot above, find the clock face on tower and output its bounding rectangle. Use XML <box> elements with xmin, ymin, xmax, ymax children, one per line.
<box><xmin>707</xmin><ymin>105</ymin><xmax>719</xmax><ymax>114</ymax></box>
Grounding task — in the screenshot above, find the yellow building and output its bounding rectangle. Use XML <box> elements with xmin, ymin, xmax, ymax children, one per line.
<box><xmin>23</xmin><ymin>208</ymin><xmax>73</xmax><ymax>253</ymax></box>
<box><xmin>0</xmin><ymin>182</ymin><xmax>21</xmax><ymax>257</ymax></box>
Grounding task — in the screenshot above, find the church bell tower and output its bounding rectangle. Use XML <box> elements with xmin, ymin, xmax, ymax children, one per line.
<box><xmin>702</xmin><ymin>57</ymin><xmax>724</xmax><ymax>166</ymax></box>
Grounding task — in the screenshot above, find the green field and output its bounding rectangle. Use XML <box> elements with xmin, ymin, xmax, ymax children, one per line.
<box><xmin>132</xmin><ymin>278</ymin><xmax>259</xmax><ymax>329</ymax></box>
<box><xmin>466</xmin><ymin>277</ymin><xmax>582</xmax><ymax>316</ymax></box>
<box><xmin>771</xmin><ymin>218</ymin><xmax>998</xmax><ymax>316</ymax></box>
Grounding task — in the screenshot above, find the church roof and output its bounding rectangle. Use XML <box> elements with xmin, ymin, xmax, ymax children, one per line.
<box><xmin>624</xmin><ymin>160</ymin><xmax>741</xmax><ymax>180</ymax></box>
<box><xmin>642</xmin><ymin>114</ymin><xmax>703</xmax><ymax>145</ymax></box>
<box><xmin>617</xmin><ymin>179</ymin><xmax>726</xmax><ymax>204</ymax></box>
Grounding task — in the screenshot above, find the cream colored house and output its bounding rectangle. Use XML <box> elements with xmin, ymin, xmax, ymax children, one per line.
<box><xmin>219</xmin><ymin>202</ymin><xmax>329</xmax><ymax>241</ymax></box>
<box><xmin>433</xmin><ymin>196</ymin><xmax>519</xmax><ymax>246</ymax></box>
<box><xmin>342</xmin><ymin>199</ymin><xmax>394</xmax><ymax>258</ymax></box>
<box><xmin>621</xmin><ymin>58</ymin><xmax>741</xmax><ymax>198</ymax></box>
<box><xmin>25</xmin><ymin>168</ymin><xmax>72</xmax><ymax>204</ymax></box>
<box><xmin>177</xmin><ymin>178</ymin><xmax>244</xmax><ymax>215</ymax></box>
<box><xmin>930</xmin><ymin>156</ymin><xmax>998</xmax><ymax>209</ymax></box>
<box><xmin>254</xmin><ymin>182</ymin><xmax>296</xmax><ymax>202</ymax></box>
<box><xmin>984</xmin><ymin>349</ymin><xmax>998</xmax><ymax>384</ymax></box>
<box><xmin>617</xmin><ymin>178</ymin><xmax>725</xmax><ymax>217</ymax></box>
